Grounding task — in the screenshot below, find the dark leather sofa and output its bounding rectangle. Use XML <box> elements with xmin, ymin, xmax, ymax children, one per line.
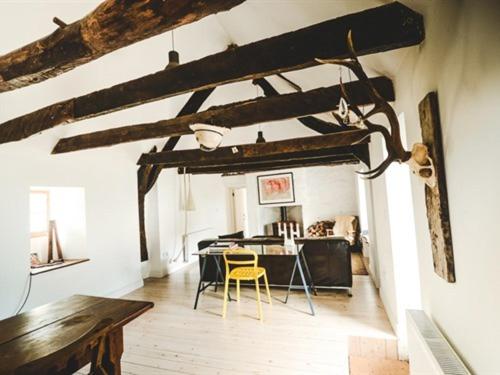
<box><xmin>197</xmin><ymin>237</ymin><xmax>352</xmax><ymax>290</ymax></box>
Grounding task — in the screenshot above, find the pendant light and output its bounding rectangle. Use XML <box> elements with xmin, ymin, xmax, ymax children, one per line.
<box><xmin>166</xmin><ymin>30</ymin><xmax>179</xmax><ymax>69</ymax></box>
<box><xmin>255</xmin><ymin>85</ymin><xmax>266</xmax><ymax>143</ymax></box>
<box><xmin>256</xmin><ymin>130</ymin><xmax>266</xmax><ymax>143</ymax></box>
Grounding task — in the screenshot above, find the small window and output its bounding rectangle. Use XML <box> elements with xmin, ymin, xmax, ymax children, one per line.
<box><xmin>30</xmin><ymin>190</ymin><xmax>50</xmax><ymax>238</ymax></box>
<box><xmin>29</xmin><ymin>187</ymin><xmax>88</xmax><ymax>273</ymax></box>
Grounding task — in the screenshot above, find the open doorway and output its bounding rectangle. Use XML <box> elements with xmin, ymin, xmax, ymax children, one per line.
<box><xmin>229</xmin><ymin>187</ymin><xmax>249</xmax><ymax>235</ymax></box>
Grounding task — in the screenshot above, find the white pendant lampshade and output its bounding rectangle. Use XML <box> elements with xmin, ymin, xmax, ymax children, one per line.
<box><xmin>190</xmin><ymin>124</ymin><xmax>230</xmax><ymax>152</ymax></box>
<box><xmin>185</xmin><ymin>174</ymin><xmax>196</xmax><ymax>211</ymax></box>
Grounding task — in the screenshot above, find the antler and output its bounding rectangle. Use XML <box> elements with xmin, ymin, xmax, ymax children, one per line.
<box><xmin>316</xmin><ymin>30</ymin><xmax>411</xmax><ymax>179</ymax></box>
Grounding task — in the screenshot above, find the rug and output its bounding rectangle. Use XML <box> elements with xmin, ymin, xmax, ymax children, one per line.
<box><xmin>351</xmin><ymin>252</ymin><xmax>369</xmax><ymax>275</ymax></box>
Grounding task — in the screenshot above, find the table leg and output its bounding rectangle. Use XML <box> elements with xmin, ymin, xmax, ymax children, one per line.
<box><xmin>296</xmin><ymin>255</ymin><xmax>315</xmax><ymax>316</ymax></box>
<box><xmin>284</xmin><ymin>258</ymin><xmax>298</xmax><ymax>304</ymax></box>
<box><xmin>300</xmin><ymin>250</ymin><xmax>318</xmax><ymax>296</ymax></box>
<box><xmin>194</xmin><ymin>255</ymin><xmax>208</xmax><ymax>310</ymax></box>
<box><xmin>101</xmin><ymin>327</ymin><xmax>123</xmax><ymax>374</ymax></box>
<box><xmin>214</xmin><ymin>255</ymin><xmax>232</xmax><ymax>302</ymax></box>
<box><xmin>213</xmin><ymin>255</ymin><xmax>224</xmax><ymax>292</ymax></box>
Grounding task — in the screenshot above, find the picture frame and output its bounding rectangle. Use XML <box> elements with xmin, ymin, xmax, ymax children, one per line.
<box><xmin>257</xmin><ymin>172</ymin><xmax>295</xmax><ymax>205</ymax></box>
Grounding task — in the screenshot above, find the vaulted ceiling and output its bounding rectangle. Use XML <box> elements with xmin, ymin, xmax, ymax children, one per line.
<box><xmin>0</xmin><ymin>0</ymin><xmax>427</xmax><ymax>157</ymax></box>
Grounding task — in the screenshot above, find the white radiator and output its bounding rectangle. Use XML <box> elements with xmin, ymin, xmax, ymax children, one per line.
<box><xmin>407</xmin><ymin>310</ymin><xmax>471</xmax><ymax>375</ymax></box>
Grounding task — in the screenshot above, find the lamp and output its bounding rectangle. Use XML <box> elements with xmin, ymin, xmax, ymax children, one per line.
<box><xmin>166</xmin><ymin>30</ymin><xmax>179</xmax><ymax>69</ymax></box>
<box><xmin>256</xmin><ymin>130</ymin><xmax>266</xmax><ymax>143</ymax></box>
<box><xmin>190</xmin><ymin>124</ymin><xmax>230</xmax><ymax>152</ymax></box>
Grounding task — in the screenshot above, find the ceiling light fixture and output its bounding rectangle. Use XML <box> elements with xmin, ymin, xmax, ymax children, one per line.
<box><xmin>190</xmin><ymin>124</ymin><xmax>230</xmax><ymax>152</ymax></box>
<box><xmin>166</xmin><ymin>30</ymin><xmax>179</xmax><ymax>68</ymax></box>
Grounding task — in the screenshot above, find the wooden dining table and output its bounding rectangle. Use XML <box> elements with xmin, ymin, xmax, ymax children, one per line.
<box><xmin>0</xmin><ymin>295</ymin><xmax>153</xmax><ymax>375</ymax></box>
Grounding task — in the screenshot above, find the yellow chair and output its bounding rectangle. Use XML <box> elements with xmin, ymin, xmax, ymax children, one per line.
<box><xmin>222</xmin><ymin>248</ymin><xmax>272</xmax><ymax>321</ymax></box>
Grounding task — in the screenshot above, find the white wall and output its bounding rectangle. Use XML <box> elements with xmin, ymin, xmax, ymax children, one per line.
<box><xmin>367</xmin><ymin>1</ymin><xmax>500</xmax><ymax>372</ymax></box>
<box><xmin>148</xmin><ymin>170</ymin><xmax>229</xmax><ymax>277</ymax></box>
<box><xmin>243</xmin><ymin>165</ymin><xmax>359</xmax><ymax>236</ymax></box>
<box><xmin>0</xmin><ymin>138</ymin><xmax>144</xmax><ymax>318</ymax></box>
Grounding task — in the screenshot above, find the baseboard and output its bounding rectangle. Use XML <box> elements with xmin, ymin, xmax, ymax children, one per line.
<box><xmin>379</xmin><ymin>287</ymin><xmax>399</xmax><ymax>337</ymax></box>
<box><xmin>165</xmin><ymin>258</ymin><xmax>197</xmax><ymax>275</ymax></box>
<box><xmin>105</xmin><ymin>279</ymin><xmax>144</xmax><ymax>298</ymax></box>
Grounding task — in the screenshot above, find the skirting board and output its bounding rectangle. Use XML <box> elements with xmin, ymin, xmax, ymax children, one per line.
<box><xmin>106</xmin><ymin>279</ymin><xmax>144</xmax><ymax>298</ymax></box>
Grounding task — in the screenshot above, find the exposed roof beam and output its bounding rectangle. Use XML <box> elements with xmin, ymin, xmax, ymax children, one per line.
<box><xmin>0</xmin><ymin>0</ymin><xmax>245</xmax><ymax>92</ymax></box>
<box><xmin>52</xmin><ymin>77</ymin><xmax>392</xmax><ymax>154</ymax></box>
<box><xmin>137</xmin><ymin>130</ymin><xmax>370</xmax><ymax>167</ymax></box>
<box><xmin>254</xmin><ymin>77</ymin><xmax>348</xmax><ymax>134</ymax></box>
<box><xmin>182</xmin><ymin>155</ymin><xmax>360</xmax><ymax>175</ymax></box>
<box><xmin>0</xmin><ymin>2</ymin><xmax>423</xmax><ymax>145</ymax></box>
<box><xmin>138</xmin><ymin>88</ymin><xmax>215</xmax><ymax>195</ymax></box>
<box><xmin>137</xmin><ymin>87</ymin><xmax>215</xmax><ymax>262</ymax></box>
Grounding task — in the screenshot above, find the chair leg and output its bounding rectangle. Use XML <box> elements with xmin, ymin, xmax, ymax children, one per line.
<box><xmin>263</xmin><ymin>272</ymin><xmax>272</xmax><ymax>305</ymax></box>
<box><xmin>255</xmin><ymin>278</ymin><xmax>263</xmax><ymax>321</ymax></box>
<box><xmin>236</xmin><ymin>280</ymin><xmax>240</xmax><ymax>302</ymax></box>
<box><xmin>222</xmin><ymin>276</ymin><xmax>230</xmax><ymax>318</ymax></box>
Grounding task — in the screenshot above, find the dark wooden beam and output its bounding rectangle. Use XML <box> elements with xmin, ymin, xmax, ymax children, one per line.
<box><xmin>137</xmin><ymin>88</ymin><xmax>214</xmax><ymax>262</ymax></box>
<box><xmin>141</xmin><ymin>88</ymin><xmax>215</xmax><ymax>194</ymax></box>
<box><xmin>137</xmin><ymin>130</ymin><xmax>370</xmax><ymax>167</ymax></box>
<box><xmin>172</xmin><ymin>145</ymin><xmax>363</xmax><ymax>169</ymax></box>
<box><xmin>352</xmin><ymin>142</ymin><xmax>371</xmax><ymax>167</ymax></box>
<box><xmin>182</xmin><ymin>155</ymin><xmax>360</xmax><ymax>175</ymax></box>
<box><xmin>0</xmin><ymin>0</ymin><xmax>245</xmax><ymax>92</ymax></box>
<box><xmin>0</xmin><ymin>2</ymin><xmax>423</xmax><ymax>144</ymax></box>
<box><xmin>52</xmin><ymin>77</ymin><xmax>391</xmax><ymax>153</ymax></box>
<box><xmin>253</xmin><ymin>77</ymin><xmax>345</xmax><ymax>134</ymax></box>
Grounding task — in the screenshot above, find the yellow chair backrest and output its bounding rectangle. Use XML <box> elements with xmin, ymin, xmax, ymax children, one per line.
<box><xmin>223</xmin><ymin>248</ymin><xmax>258</xmax><ymax>272</ymax></box>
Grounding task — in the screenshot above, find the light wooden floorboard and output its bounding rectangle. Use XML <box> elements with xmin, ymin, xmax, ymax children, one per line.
<box><xmin>113</xmin><ymin>263</ymin><xmax>394</xmax><ymax>375</ymax></box>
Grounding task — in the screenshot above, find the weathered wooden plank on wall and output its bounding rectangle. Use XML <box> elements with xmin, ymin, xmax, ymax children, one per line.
<box><xmin>418</xmin><ymin>92</ymin><xmax>455</xmax><ymax>282</ymax></box>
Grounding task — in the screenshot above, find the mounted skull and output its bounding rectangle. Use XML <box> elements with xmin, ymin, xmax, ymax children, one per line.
<box><xmin>407</xmin><ymin>143</ymin><xmax>436</xmax><ymax>188</ymax></box>
<box><xmin>316</xmin><ymin>31</ymin><xmax>436</xmax><ymax>187</ymax></box>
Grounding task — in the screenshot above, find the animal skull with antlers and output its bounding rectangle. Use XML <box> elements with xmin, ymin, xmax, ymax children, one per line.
<box><xmin>316</xmin><ymin>31</ymin><xmax>436</xmax><ymax>188</ymax></box>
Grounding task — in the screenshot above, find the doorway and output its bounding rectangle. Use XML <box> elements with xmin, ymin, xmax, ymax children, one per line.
<box><xmin>230</xmin><ymin>187</ymin><xmax>249</xmax><ymax>235</ymax></box>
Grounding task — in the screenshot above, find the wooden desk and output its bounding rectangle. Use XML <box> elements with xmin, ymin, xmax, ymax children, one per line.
<box><xmin>0</xmin><ymin>295</ymin><xmax>153</xmax><ymax>375</ymax></box>
<box><xmin>193</xmin><ymin>244</ymin><xmax>317</xmax><ymax>315</ymax></box>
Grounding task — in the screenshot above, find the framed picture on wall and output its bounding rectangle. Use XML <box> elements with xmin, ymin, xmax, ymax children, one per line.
<box><xmin>257</xmin><ymin>172</ymin><xmax>295</xmax><ymax>205</ymax></box>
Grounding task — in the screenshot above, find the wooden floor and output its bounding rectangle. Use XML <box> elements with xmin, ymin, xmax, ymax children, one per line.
<box><xmin>106</xmin><ymin>264</ymin><xmax>394</xmax><ymax>375</ymax></box>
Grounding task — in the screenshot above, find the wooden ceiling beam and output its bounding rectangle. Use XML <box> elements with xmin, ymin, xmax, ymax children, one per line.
<box><xmin>0</xmin><ymin>0</ymin><xmax>245</xmax><ymax>92</ymax></box>
<box><xmin>181</xmin><ymin>155</ymin><xmax>360</xmax><ymax>175</ymax></box>
<box><xmin>253</xmin><ymin>77</ymin><xmax>347</xmax><ymax>134</ymax></box>
<box><xmin>137</xmin><ymin>130</ymin><xmax>369</xmax><ymax>167</ymax></box>
<box><xmin>174</xmin><ymin>145</ymin><xmax>365</xmax><ymax>169</ymax></box>
<box><xmin>52</xmin><ymin>77</ymin><xmax>391</xmax><ymax>154</ymax></box>
<box><xmin>0</xmin><ymin>2</ymin><xmax>423</xmax><ymax>145</ymax></box>
<box><xmin>137</xmin><ymin>87</ymin><xmax>215</xmax><ymax>262</ymax></box>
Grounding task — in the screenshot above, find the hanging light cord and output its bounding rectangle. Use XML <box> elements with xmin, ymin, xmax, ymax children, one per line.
<box><xmin>256</xmin><ymin>85</ymin><xmax>262</xmax><ymax>132</ymax></box>
<box><xmin>171</xmin><ymin>29</ymin><xmax>175</xmax><ymax>50</ymax></box>
<box><xmin>172</xmin><ymin>168</ymin><xmax>188</xmax><ymax>262</ymax></box>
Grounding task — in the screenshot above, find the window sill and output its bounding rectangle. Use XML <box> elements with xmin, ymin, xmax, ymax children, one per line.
<box><xmin>30</xmin><ymin>259</ymin><xmax>89</xmax><ymax>276</ymax></box>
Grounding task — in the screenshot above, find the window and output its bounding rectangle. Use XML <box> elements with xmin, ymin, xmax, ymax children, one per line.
<box><xmin>29</xmin><ymin>186</ymin><xmax>88</xmax><ymax>273</ymax></box>
<box><xmin>30</xmin><ymin>190</ymin><xmax>50</xmax><ymax>238</ymax></box>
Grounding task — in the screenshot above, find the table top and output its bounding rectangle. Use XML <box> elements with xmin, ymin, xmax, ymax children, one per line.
<box><xmin>201</xmin><ymin>236</ymin><xmax>348</xmax><ymax>246</ymax></box>
<box><xmin>0</xmin><ymin>295</ymin><xmax>153</xmax><ymax>373</ymax></box>
<box><xmin>193</xmin><ymin>244</ymin><xmax>298</xmax><ymax>256</ymax></box>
